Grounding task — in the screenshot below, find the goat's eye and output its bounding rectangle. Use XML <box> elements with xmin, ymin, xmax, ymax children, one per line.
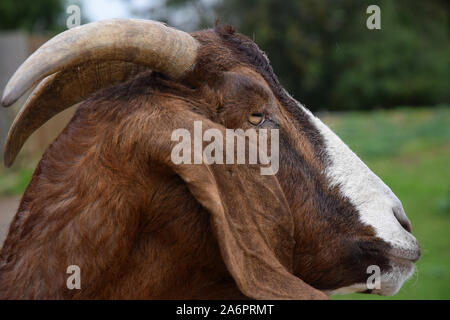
<box><xmin>248</xmin><ymin>112</ymin><xmax>265</xmax><ymax>126</ymax></box>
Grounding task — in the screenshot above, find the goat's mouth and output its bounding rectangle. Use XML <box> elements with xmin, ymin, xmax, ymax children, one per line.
<box><xmin>387</xmin><ymin>254</ymin><xmax>417</xmax><ymax>266</ymax></box>
<box><xmin>327</xmin><ymin>259</ymin><xmax>416</xmax><ymax>297</ymax></box>
<box><xmin>323</xmin><ymin>243</ymin><xmax>420</xmax><ymax>297</ymax></box>
<box><xmin>387</xmin><ymin>247</ymin><xmax>421</xmax><ymax>263</ymax></box>
<box><xmin>372</xmin><ymin>262</ymin><xmax>416</xmax><ymax>296</ymax></box>
<box><xmin>369</xmin><ymin>248</ymin><xmax>419</xmax><ymax>296</ymax></box>
<box><xmin>357</xmin><ymin>238</ymin><xmax>420</xmax><ymax>268</ymax></box>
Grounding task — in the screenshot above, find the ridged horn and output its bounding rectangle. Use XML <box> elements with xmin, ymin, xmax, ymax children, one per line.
<box><xmin>2</xmin><ymin>19</ymin><xmax>198</xmax><ymax>106</ymax></box>
<box><xmin>1</xmin><ymin>19</ymin><xmax>199</xmax><ymax>166</ymax></box>
<box><xmin>3</xmin><ymin>61</ymin><xmax>148</xmax><ymax>167</ymax></box>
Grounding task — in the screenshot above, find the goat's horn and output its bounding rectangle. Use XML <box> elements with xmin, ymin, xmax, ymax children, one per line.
<box><xmin>1</xmin><ymin>19</ymin><xmax>199</xmax><ymax>166</ymax></box>
<box><xmin>3</xmin><ymin>61</ymin><xmax>148</xmax><ymax>167</ymax></box>
<box><xmin>2</xmin><ymin>18</ymin><xmax>199</xmax><ymax>106</ymax></box>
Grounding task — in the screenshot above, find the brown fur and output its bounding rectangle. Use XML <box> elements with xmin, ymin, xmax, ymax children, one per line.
<box><xmin>0</xmin><ymin>25</ymin><xmax>392</xmax><ymax>299</ymax></box>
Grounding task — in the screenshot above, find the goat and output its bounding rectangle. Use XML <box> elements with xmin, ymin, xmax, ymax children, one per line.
<box><xmin>0</xmin><ymin>19</ymin><xmax>420</xmax><ymax>299</ymax></box>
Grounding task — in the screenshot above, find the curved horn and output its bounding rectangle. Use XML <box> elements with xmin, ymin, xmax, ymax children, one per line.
<box><xmin>3</xmin><ymin>61</ymin><xmax>148</xmax><ymax>167</ymax></box>
<box><xmin>2</xmin><ymin>19</ymin><xmax>198</xmax><ymax>106</ymax></box>
<box><xmin>1</xmin><ymin>19</ymin><xmax>199</xmax><ymax>166</ymax></box>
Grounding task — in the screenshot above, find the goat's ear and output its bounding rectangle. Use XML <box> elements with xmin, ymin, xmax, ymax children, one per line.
<box><xmin>150</xmin><ymin>106</ymin><xmax>327</xmax><ymax>300</ymax></box>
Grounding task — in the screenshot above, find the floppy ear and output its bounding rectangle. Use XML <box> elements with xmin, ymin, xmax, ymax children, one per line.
<box><xmin>147</xmin><ymin>104</ymin><xmax>327</xmax><ymax>300</ymax></box>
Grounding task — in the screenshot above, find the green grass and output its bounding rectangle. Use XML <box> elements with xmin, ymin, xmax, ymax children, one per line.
<box><xmin>0</xmin><ymin>106</ymin><xmax>449</xmax><ymax>299</ymax></box>
<box><xmin>0</xmin><ymin>167</ymin><xmax>33</xmax><ymax>196</ymax></box>
<box><xmin>322</xmin><ymin>106</ymin><xmax>450</xmax><ymax>300</ymax></box>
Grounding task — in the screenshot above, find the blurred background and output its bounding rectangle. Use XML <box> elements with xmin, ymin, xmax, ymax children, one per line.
<box><xmin>0</xmin><ymin>0</ymin><xmax>448</xmax><ymax>299</ymax></box>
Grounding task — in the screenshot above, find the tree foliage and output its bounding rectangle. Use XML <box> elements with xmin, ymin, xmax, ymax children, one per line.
<box><xmin>143</xmin><ymin>0</ymin><xmax>449</xmax><ymax>110</ymax></box>
<box><xmin>0</xmin><ymin>0</ymin><xmax>65</xmax><ymax>33</ymax></box>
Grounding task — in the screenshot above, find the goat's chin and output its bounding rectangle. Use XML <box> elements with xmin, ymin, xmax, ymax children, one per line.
<box><xmin>373</xmin><ymin>259</ymin><xmax>416</xmax><ymax>296</ymax></box>
<box><xmin>324</xmin><ymin>260</ymin><xmax>415</xmax><ymax>297</ymax></box>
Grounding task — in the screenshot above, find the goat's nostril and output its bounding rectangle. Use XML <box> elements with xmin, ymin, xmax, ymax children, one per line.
<box><xmin>393</xmin><ymin>207</ymin><xmax>412</xmax><ymax>233</ymax></box>
<box><xmin>399</xmin><ymin>220</ymin><xmax>412</xmax><ymax>233</ymax></box>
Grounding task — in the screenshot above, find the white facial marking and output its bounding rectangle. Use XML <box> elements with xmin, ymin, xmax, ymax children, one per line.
<box><xmin>302</xmin><ymin>105</ymin><xmax>419</xmax><ymax>252</ymax></box>
<box><xmin>286</xmin><ymin>92</ymin><xmax>420</xmax><ymax>295</ymax></box>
